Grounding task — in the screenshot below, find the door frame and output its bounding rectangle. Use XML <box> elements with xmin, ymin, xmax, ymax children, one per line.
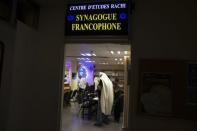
<box><xmin>62</xmin><ymin>37</ymin><xmax>131</xmax><ymax>129</ymax></box>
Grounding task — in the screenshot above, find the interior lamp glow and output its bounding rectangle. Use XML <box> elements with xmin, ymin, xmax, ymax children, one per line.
<box><xmin>110</xmin><ymin>51</ymin><xmax>114</xmax><ymax>54</ymax></box>
<box><xmin>124</xmin><ymin>51</ymin><xmax>128</xmax><ymax>54</ymax></box>
<box><xmin>117</xmin><ymin>51</ymin><xmax>121</xmax><ymax>54</ymax></box>
<box><xmin>65</xmin><ymin>63</ymin><xmax>71</xmax><ymax>70</ymax></box>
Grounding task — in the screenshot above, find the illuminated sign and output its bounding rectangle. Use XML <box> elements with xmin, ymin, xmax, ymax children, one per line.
<box><xmin>65</xmin><ymin>1</ymin><xmax>128</xmax><ymax>35</ymax></box>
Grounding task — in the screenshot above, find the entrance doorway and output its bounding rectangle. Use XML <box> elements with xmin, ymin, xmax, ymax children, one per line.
<box><xmin>61</xmin><ymin>43</ymin><xmax>131</xmax><ymax>131</ymax></box>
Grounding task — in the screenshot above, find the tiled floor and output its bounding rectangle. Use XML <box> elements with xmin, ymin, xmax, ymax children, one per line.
<box><xmin>61</xmin><ymin>103</ymin><xmax>123</xmax><ymax>131</ymax></box>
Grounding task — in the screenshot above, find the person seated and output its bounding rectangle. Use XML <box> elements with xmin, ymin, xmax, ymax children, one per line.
<box><xmin>78</xmin><ymin>76</ymin><xmax>87</xmax><ymax>90</ymax></box>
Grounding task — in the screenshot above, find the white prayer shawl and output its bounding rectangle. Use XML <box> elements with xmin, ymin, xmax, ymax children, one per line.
<box><xmin>99</xmin><ymin>72</ymin><xmax>114</xmax><ymax>115</ymax></box>
<box><xmin>79</xmin><ymin>77</ymin><xmax>86</xmax><ymax>89</ymax></box>
<box><xmin>94</xmin><ymin>77</ymin><xmax>100</xmax><ymax>91</ymax></box>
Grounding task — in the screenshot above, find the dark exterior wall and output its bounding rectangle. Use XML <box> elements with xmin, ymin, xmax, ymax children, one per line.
<box><xmin>0</xmin><ymin>21</ymin><xmax>16</xmax><ymax>131</ymax></box>
<box><xmin>130</xmin><ymin>0</ymin><xmax>197</xmax><ymax>130</ymax></box>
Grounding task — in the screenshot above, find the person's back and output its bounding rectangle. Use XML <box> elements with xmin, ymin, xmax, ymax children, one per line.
<box><xmin>79</xmin><ymin>77</ymin><xmax>87</xmax><ymax>90</ymax></box>
<box><xmin>114</xmin><ymin>90</ymin><xmax>124</xmax><ymax>122</ymax></box>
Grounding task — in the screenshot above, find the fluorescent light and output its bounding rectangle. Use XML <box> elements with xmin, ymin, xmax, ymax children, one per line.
<box><xmin>85</xmin><ymin>60</ymin><xmax>95</xmax><ymax>63</ymax></box>
<box><xmin>110</xmin><ymin>51</ymin><xmax>114</xmax><ymax>54</ymax></box>
<box><xmin>81</xmin><ymin>53</ymin><xmax>85</xmax><ymax>56</ymax></box>
<box><xmin>86</xmin><ymin>53</ymin><xmax>92</xmax><ymax>56</ymax></box>
<box><xmin>115</xmin><ymin>58</ymin><xmax>118</xmax><ymax>61</ymax></box>
<box><xmin>117</xmin><ymin>51</ymin><xmax>121</xmax><ymax>54</ymax></box>
<box><xmin>100</xmin><ymin>62</ymin><xmax>108</xmax><ymax>64</ymax></box>
<box><xmin>124</xmin><ymin>51</ymin><xmax>128</xmax><ymax>54</ymax></box>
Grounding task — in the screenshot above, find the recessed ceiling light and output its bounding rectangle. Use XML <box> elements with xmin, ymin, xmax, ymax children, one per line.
<box><xmin>115</xmin><ymin>58</ymin><xmax>118</xmax><ymax>61</ymax></box>
<box><xmin>81</xmin><ymin>54</ymin><xmax>85</xmax><ymax>56</ymax></box>
<box><xmin>86</xmin><ymin>53</ymin><xmax>92</xmax><ymax>56</ymax></box>
<box><xmin>110</xmin><ymin>51</ymin><xmax>114</xmax><ymax>54</ymax></box>
<box><xmin>120</xmin><ymin>58</ymin><xmax>123</xmax><ymax>61</ymax></box>
<box><xmin>117</xmin><ymin>51</ymin><xmax>121</xmax><ymax>54</ymax></box>
<box><xmin>124</xmin><ymin>51</ymin><xmax>128</xmax><ymax>55</ymax></box>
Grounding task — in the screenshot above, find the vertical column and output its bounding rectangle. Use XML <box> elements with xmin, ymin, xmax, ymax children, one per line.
<box><xmin>123</xmin><ymin>56</ymin><xmax>130</xmax><ymax>129</ymax></box>
<box><xmin>71</xmin><ymin>60</ymin><xmax>78</xmax><ymax>90</ymax></box>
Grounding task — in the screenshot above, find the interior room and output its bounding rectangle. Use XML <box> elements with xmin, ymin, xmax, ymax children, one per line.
<box><xmin>62</xmin><ymin>43</ymin><xmax>130</xmax><ymax>131</ymax></box>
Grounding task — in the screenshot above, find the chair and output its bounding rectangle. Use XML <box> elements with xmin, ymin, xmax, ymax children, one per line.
<box><xmin>63</xmin><ymin>91</ymin><xmax>72</xmax><ymax>106</ymax></box>
<box><xmin>78</xmin><ymin>89</ymin><xmax>97</xmax><ymax>119</ymax></box>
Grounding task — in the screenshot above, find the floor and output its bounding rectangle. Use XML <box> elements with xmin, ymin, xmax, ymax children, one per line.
<box><xmin>61</xmin><ymin>103</ymin><xmax>124</xmax><ymax>131</ymax></box>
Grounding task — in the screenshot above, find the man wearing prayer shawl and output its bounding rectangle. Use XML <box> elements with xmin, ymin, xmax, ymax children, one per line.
<box><xmin>94</xmin><ymin>72</ymin><xmax>114</xmax><ymax>126</ymax></box>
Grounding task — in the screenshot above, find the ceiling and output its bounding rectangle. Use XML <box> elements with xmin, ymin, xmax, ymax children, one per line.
<box><xmin>65</xmin><ymin>44</ymin><xmax>130</xmax><ymax>65</ymax></box>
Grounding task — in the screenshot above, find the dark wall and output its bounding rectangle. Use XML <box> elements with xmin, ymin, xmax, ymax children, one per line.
<box><xmin>129</xmin><ymin>0</ymin><xmax>197</xmax><ymax>130</ymax></box>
